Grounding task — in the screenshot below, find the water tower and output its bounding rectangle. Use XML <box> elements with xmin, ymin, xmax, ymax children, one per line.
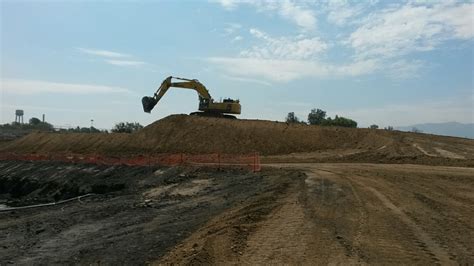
<box><xmin>15</xmin><ymin>110</ymin><xmax>24</xmax><ymax>124</ymax></box>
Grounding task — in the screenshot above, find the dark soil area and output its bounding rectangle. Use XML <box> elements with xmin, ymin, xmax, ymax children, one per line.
<box><xmin>0</xmin><ymin>161</ymin><xmax>297</xmax><ymax>264</ymax></box>
<box><xmin>0</xmin><ymin>161</ymin><xmax>144</xmax><ymax>206</ymax></box>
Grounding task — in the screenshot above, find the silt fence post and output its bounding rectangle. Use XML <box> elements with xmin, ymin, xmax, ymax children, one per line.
<box><xmin>253</xmin><ymin>152</ymin><xmax>257</xmax><ymax>172</ymax></box>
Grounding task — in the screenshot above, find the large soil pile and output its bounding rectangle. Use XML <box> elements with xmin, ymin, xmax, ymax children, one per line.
<box><xmin>1</xmin><ymin>115</ymin><xmax>473</xmax><ymax>164</ymax></box>
<box><xmin>0</xmin><ymin>115</ymin><xmax>387</xmax><ymax>154</ymax></box>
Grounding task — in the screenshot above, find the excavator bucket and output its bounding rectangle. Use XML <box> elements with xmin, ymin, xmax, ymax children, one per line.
<box><xmin>142</xmin><ymin>96</ymin><xmax>157</xmax><ymax>113</ymax></box>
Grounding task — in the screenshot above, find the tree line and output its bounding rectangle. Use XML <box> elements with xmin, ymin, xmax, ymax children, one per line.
<box><xmin>285</xmin><ymin>109</ymin><xmax>357</xmax><ymax>128</ymax></box>
<box><xmin>1</xmin><ymin>118</ymin><xmax>144</xmax><ymax>134</ymax></box>
<box><xmin>1</xmin><ymin>117</ymin><xmax>54</xmax><ymax>132</ymax></box>
<box><xmin>58</xmin><ymin>122</ymin><xmax>144</xmax><ymax>133</ymax></box>
<box><xmin>285</xmin><ymin>109</ymin><xmax>408</xmax><ymax>131</ymax></box>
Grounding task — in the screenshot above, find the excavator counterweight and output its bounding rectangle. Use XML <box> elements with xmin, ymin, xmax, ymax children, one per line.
<box><xmin>141</xmin><ymin>76</ymin><xmax>241</xmax><ymax>118</ymax></box>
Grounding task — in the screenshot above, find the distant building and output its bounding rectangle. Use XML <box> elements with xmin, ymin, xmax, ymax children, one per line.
<box><xmin>15</xmin><ymin>110</ymin><xmax>24</xmax><ymax>124</ymax></box>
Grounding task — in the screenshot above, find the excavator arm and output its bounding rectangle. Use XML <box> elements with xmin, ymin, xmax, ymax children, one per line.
<box><xmin>142</xmin><ymin>76</ymin><xmax>212</xmax><ymax>113</ymax></box>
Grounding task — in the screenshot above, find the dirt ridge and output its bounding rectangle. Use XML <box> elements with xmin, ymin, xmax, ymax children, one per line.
<box><xmin>1</xmin><ymin>115</ymin><xmax>473</xmax><ymax>164</ymax></box>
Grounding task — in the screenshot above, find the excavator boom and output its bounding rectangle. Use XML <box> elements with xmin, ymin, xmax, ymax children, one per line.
<box><xmin>142</xmin><ymin>76</ymin><xmax>241</xmax><ymax>118</ymax></box>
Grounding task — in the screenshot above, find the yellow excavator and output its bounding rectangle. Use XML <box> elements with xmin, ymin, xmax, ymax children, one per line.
<box><xmin>142</xmin><ymin>76</ymin><xmax>241</xmax><ymax>119</ymax></box>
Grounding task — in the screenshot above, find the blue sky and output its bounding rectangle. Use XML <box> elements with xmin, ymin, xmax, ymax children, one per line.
<box><xmin>1</xmin><ymin>0</ymin><xmax>473</xmax><ymax>129</ymax></box>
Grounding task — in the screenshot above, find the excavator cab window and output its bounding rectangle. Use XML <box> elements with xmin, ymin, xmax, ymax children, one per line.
<box><xmin>199</xmin><ymin>97</ymin><xmax>210</xmax><ymax>108</ymax></box>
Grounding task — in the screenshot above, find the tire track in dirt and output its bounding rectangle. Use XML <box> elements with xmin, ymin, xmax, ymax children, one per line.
<box><xmin>310</xmin><ymin>169</ymin><xmax>424</xmax><ymax>264</ymax></box>
<box><xmin>312</xmin><ymin>166</ymin><xmax>455</xmax><ymax>265</ymax></box>
<box><xmin>356</xmin><ymin>170</ymin><xmax>473</xmax><ymax>263</ymax></box>
<box><xmin>239</xmin><ymin>169</ymin><xmax>357</xmax><ymax>265</ymax></box>
<box><xmin>264</xmin><ymin>164</ymin><xmax>372</xmax><ymax>263</ymax></box>
<box><xmin>343</xmin><ymin>174</ymin><xmax>368</xmax><ymax>260</ymax></box>
<box><xmin>157</xmin><ymin>163</ymin><xmax>471</xmax><ymax>264</ymax></box>
<box><xmin>238</xmin><ymin>192</ymin><xmax>310</xmax><ymax>264</ymax></box>
<box><xmin>155</xmin><ymin>169</ymin><xmax>309</xmax><ymax>265</ymax></box>
<box><xmin>307</xmin><ymin>169</ymin><xmax>368</xmax><ymax>262</ymax></box>
<box><xmin>365</xmin><ymin>185</ymin><xmax>452</xmax><ymax>264</ymax></box>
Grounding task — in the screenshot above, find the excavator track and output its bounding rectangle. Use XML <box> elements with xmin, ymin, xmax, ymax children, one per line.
<box><xmin>190</xmin><ymin>112</ymin><xmax>237</xmax><ymax>119</ymax></box>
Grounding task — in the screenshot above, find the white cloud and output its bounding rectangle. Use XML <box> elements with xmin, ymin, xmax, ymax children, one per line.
<box><xmin>432</xmin><ymin>3</ymin><xmax>474</xmax><ymax>39</ymax></box>
<box><xmin>243</xmin><ymin>28</ymin><xmax>328</xmax><ymax>60</ymax></box>
<box><xmin>105</xmin><ymin>60</ymin><xmax>146</xmax><ymax>67</ymax></box>
<box><xmin>248</xmin><ymin>28</ymin><xmax>266</xmax><ymax>39</ymax></box>
<box><xmin>232</xmin><ymin>35</ymin><xmax>243</xmax><ymax>42</ymax></box>
<box><xmin>207</xmin><ymin>57</ymin><xmax>378</xmax><ymax>82</ymax></box>
<box><xmin>212</xmin><ymin>0</ymin><xmax>241</xmax><ymax>10</ymax></box>
<box><xmin>278</xmin><ymin>0</ymin><xmax>316</xmax><ymax>31</ymax></box>
<box><xmin>76</xmin><ymin>47</ymin><xmax>130</xmax><ymax>58</ymax></box>
<box><xmin>208</xmin><ymin>28</ymin><xmax>377</xmax><ymax>82</ymax></box>
<box><xmin>386</xmin><ymin>59</ymin><xmax>424</xmax><ymax>79</ymax></box>
<box><xmin>326</xmin><ymin>0</ymin><xmax>369</xmax><ymax>26</ymax></box>
<box><xmin>77</xmin><ymin>47</ymin><xmax>148</xmax><ymax>68</ymax></box>
<box><xmin>223</xmin><ymin>23</ymin><xmax>244</xmax><ymax>42</ymax></box>
<box><xmin>221</xmin><ymin>74</ymin><xmax>272</xmax><ymax>86</ymax></box>
<box><xmin>1</xmin><ymin>79</ymin><xmax>131</xmax><ymax>95</ymax></box>
<box><xmin>208</xmin><ymin>54</ymin><xmax>434</xmax><ymax>82</ymax></box>
<box><xmin>224</xmin><ymin>23</ymin><xmax>242</xmax><ymax>35</ymax></box>
<box><xmin>213</xmin><ymin>0</ymin><xmax>316</xmax><ymax>30</ymax></box>
<box><xmin>348</xmin><ymin>2</ymin><xmax>474</xmax><ymax>59</ymax></box>
<box><xmin>212</xmin><ymin>1</ymin><xmax>473</xmax><ymax>81</ymax></box>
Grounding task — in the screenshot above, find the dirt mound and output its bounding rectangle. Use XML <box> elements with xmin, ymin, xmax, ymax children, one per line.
<box><xmin>136</xmin><ymin>115</ymin><xmax>393</xmax><ymax>154</ymax></box>
<box><xmin>1</xmin><ymin>115</ymin><xmax>473</xmax><ymax>164</ymax></box>
<box><xmin>0</xmin><ymin>115</ymin><xmax>388</xmax><ymax>154</ymax></box>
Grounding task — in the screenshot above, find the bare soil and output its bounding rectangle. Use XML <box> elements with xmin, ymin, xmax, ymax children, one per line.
<box><xmin>1</xmin><ymin>115</ymin><xmax>474</xmax><ymax>264</ymax></box>
<box><xmin>160</xmin><ymin>163</ymin><xmax>474</xmax><ymax>265</ymax></box>
<box><xmin>0</xmin><ymin>161</ymin><xmax>298</xmax><ymax>264</ymax></box>
<box><xmin>2</xmin><ymin>115</ymin><xmax>473</xmax><ymax>167</ymax></box>
<box><xmin>1</xmin><ymin>161</ymin><xmax>473</xmax><ymax>264</ymax></box>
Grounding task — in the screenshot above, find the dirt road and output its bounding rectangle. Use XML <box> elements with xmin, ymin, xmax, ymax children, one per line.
<box><xmin>161</xmin><ymin>163</ymin><xmax>474</xmax><ymax>265</ymax></box>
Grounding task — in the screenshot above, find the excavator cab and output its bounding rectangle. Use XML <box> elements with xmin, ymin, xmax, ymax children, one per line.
<box><xmin>198</xmin><ymin>97</ymin><xmax>210</xmax><ymax>110</ymax></box>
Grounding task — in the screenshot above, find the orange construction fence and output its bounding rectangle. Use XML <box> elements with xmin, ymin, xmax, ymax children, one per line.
<box><xmin>0</xmin><ymin>152</ymin><xmax>261</xmax><ymax>172</ymax></box>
